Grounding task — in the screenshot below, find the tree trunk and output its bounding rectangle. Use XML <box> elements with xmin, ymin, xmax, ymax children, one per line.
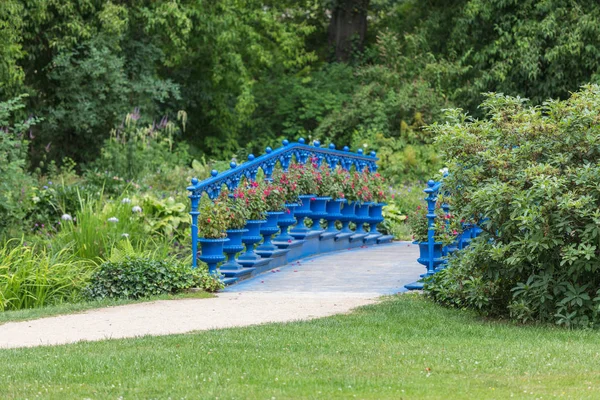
<box><xmin>328</xmin><ymin>0</ymin><xmax>370</xmax><ymax>62</ymax></box>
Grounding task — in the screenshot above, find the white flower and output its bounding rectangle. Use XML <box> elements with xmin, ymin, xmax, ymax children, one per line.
<box><xmin>32</xmin><ymin>196</ymin><xmax>40</xmax><ymax>203</ymax></box>
<box><xmin>121</xmin><ymin>198</ymin><xmax>132</xmax><ymax>204</ymax></box>
<box><xmin>121</xmin><ymin>233</ymin><xmax>130</xmax><ymax>238</ymax></box>
<box><xmin>363</xmin><ymin>143</ymin><xmax>368</xmax><ymax>148</ymax></box>
<box><xmin>132</xmin><ymin>205</ymin><xmax>142</xmax><ymax>213</ymax></box>
<box><xmin>61</xmin><ymin>214</ymin><xmax>73</xmax><ymax>221</ymax></box>
<box><xmin>108</xmin><ymin>217</ymin><xmax>119</xmax><ymax>223</ymax></box>
<box><xmin>439</xmin><ymin>167</ymin><xmax>449</xmax><ymax>175</ymax></box>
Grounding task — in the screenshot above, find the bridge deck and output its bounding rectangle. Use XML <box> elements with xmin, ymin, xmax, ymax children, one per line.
<box><xmin>225</xmin><ymin>241</ymin><xmax>421</xmax><ymax>295</ymax></box>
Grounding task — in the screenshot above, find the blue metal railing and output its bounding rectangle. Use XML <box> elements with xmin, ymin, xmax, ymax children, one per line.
<box><xmin>186</xmin><ymin>138</ymin><xmax>379</xmax><ymax>268</ymax></box>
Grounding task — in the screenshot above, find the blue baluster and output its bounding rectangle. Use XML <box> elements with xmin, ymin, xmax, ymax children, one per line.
<box><xmin>188</xmin><ymin>178</ymin><xmax>200</xmax><ymax>268</ymax></box>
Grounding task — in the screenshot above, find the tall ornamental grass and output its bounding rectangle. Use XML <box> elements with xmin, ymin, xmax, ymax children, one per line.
<box><xmin>0</xmin><ymin>240</ymin><xmax>94</xmax><ymax>311</ymax></box>
<box><xmin>54</xmin><ymin>192</ymin><xmax>148</xmax><ymax>261</ymax></box>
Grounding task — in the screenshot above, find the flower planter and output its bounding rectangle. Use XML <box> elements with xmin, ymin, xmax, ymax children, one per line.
<box><xmin>256</xmin><ymin>211</ymin><xmax>283</xmax><ymax>252</ymax></box>
<box><xmin>417</xmin><ymin>241</ymin><xmax>444</xmax><ymax>277</ymax></box>
<box><xmin>339</xmin><ymin>201</ymin><xmax>356</xmax><ymax>234</ymax></box>
<box><xmin>353</xmin><ymin>202</ymin><xmax>372</xmax><ymax>233</ymax></box>
<box><xmin>291</xmin><ymin>195</ymin><xmax>314</xmax><ymax>233</ymax></box>
<box><xmin>239</xmin><ymin>220</ymin><xmax>266</xmax><ymax>261</ymax></box>
<box><xmin>221</xmin><ymin>229</ymin><xmax>248</xmax><ymax>271</ymax></box>
<box><xmin>324</xmin><ymin>198</ymin><xmax>346</xmax><ymax>232</ymax></box>
<box><xmin>198</xmin><ymin>237</ymin><xmax>229</xmax><ymax>275</ymax></box>
<box><xmin>367</xmin><ymin>202</ymin><xmax>386</xmax><ymax>235</ymax></box>
<box><xmin>274</xmin><ymin>203</ymin><xmax>298</xmax><ymax>242</ymax></box>
<box><xmin>310</xmin><ymin>196</ymin><xmax>331</xmax><ymax>231</ymax></box>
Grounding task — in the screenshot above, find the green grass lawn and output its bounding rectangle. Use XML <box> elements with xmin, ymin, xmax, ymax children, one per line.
<box><xmin>1</xmin><ymin>294</ymin><xmax>599</xmax><ymax>399</ymax></box>
<box><xmin>0</xmin><ymin>291</ymin><xmax>214</xmax><ymax>325</ymax></box>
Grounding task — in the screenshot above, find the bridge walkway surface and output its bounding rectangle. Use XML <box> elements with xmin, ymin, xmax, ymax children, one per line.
<box><xmin>0</xmin><ymin>241</ymin><xmax>421</xmax><ymax>349</ymax></box>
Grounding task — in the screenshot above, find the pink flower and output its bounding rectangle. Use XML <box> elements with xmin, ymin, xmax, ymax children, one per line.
<box><xmin>310</xmin><ymin>197</ymin><xmax>316</xmax><ymax>201</ymax></box>
<box><xmin>207</xmin><ymin>218</ymin><xmax>212</xmax><ymax>223</ymax></box>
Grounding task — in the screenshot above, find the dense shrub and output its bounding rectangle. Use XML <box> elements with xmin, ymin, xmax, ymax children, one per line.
<box><xmin>427</xmin><ymin>85</ymin><xmax>600</xmax><ymax>328</ymax></box>
<box><xmin>84</xmin><ymin>257</ymin><xmax>222</xmax><ymax>300</ymax></box>
<box><xmin>0</xmin><ymin>96</ymin><xmax>39</xmax><ymax>238</ymax></box>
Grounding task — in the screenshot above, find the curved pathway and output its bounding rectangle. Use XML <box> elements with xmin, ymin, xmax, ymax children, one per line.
<box><xmin>0</xmin><ymin>242</ymin><xmax>421</xmax><ymax>349</ymax></box>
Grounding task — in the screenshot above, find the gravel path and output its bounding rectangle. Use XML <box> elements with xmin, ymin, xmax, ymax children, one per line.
<box><xmin>0</xmin><ymin>242</ymin><xmax>421</xmax><ymax>349</ymax></box>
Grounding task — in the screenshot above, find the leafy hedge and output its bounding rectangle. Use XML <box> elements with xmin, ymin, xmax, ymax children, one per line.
<box><xmin>427</xmin><ymin>85</ymin><xmax>600</xmax><ymax>328</ymax></box>
<box><xmin>84</xmin><ymin>257</ymin><xmax>222</xmax><ymax>300</ymax></box>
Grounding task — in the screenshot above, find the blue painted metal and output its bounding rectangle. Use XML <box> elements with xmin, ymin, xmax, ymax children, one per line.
<box><xmin>273</xmin><ymin>203</ymin><xmax>298</xmax><ymax>242</ymax></box>
<box><xmin>353</xmin><ymin>202</ymin><xmax>372</xmax><ymax>234</ymax></box>
<box><xmin>186</xmin><ymin>139</ymin><xmax>377</xmax><ymax>201</ymax></box>
<box><xmin>338</xmin><ymin>201</ymin><xmax>356</xmax><ymax>237</ymax></box>
<box><xmin>198</xmin><ymin>238</ymin><xmax>229</xmax><ymax>275</ymax></box>
<box><xmin>221</xmin><ymin>229</ymin><xmax>248</xmax><ymax>273</ymax></box>
<box><xmin>405</xmin><ymin>179</ymin><xmax>442</xmax><ymax>290</ymax></box>
<box><xmin>290</xmin><ymin>195</ymin><xmax>314</xmax><ymax>234</ymax></box>
<box><xmin>185</xmin><ymin>137</ymin><xmax>391</xmax><ymax>285</ymax></box>
<box><xmin>239</xmin><ymin>220</ymin><xmax>265</xmax><ymax>261</ymax></box>
<box><xmin>310</xmin><ymin>197</ymin><xmax>330</xmax><ymax>231</ymax></box>
<box><xmin>367</xmin><ymin>203</ymin><xmax>385</xmax><ymax>235</ymax></box>
<box><xmin>256</xmin><ymin>211</ymin><xmax>283</xmax><ymax>252</ymax></box>
<box><xmin>324</xmin><ymin>199</ymin><xmax>345</xmax><ymax>233</ymax></box>
<box><xmin>405</xmin><ymin>176</ymin><xmax>489</xmax><ymax>291</ymax></box>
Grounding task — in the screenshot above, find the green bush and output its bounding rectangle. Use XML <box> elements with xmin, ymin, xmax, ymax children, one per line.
<box><xmin>84</xmin><ymin>257</ymin><xmax>222</xmax><ymax>300</ymax></box>
<box><xmin>0</xmin><ymin>96</ymin><xmax>39</xmax><ymax>238</ymax></box>
<box><xmin>0</xmin><ymin>239</ymin><xmax>94</xmax><ymax>311</ymax></box>
<box><xmin>427</xmin><ymin>85</ymin><xmax>600</xmax><ymax>328</ymax></box>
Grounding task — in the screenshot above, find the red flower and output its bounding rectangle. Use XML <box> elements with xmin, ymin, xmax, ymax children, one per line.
<box><xmin>310</xmin><ymin>197</ymin><xmax>316</xmax><ymax>201</ymax></box>
<box><xmin>207</xmin><ymin>218</ymin><xmax>212</xmax><ymax>223</ymax></box>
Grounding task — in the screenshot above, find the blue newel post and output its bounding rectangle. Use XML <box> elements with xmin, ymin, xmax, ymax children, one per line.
<box><xmin>405</xmin><ymin>180</ymin><xmax>443</xmax><ymax>290</ymax></box>
<box><xmin>188</xmin><ymin>178</ymin><xmax>200</xmax><ymax>268</ymax></box>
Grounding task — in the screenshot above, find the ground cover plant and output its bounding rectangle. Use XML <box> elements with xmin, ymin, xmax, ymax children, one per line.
<box><xmin>1</xmin><ymin>295</ymin><xmax>599</xmax><ymax>399</ymax></box>
<box><xmin>427</xmin><ymin>85</ymin><xmax>600</xmax><ymax>328</ymax></box>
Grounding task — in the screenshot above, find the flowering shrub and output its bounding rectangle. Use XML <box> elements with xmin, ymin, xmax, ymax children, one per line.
<box><xmin>219</xmin><ymin>191</ymin><xmax>249</xmax><ymax>230</ymax></box>
<box><xmin>426</xmin><ymin>86</ymin><xmax>600</xmax><ymax>327</ymax></box>
<box><xmin>368</xmin><ymin>171</ymin><xmax>388</xmax><ymax>203</ymax></box>
<box><xmin>317</xmin><ymin>165</ymin><xmax>345</xmax><ymax>199</ymax></box>
<box><xmin>263</xmin><ymin>183</ymin><xmax>287</xmax><ymax>211</ymax></box>
<box><xmin>196</xmin><ymin>196</ymin><xmax>228</xmax><ymax>239</ymax></box>
<box><xmin>353</xmin><ymin>171</ymin><xmax>374</xmax><ymax>203</ymax></box>
<box><xmin>289</xmin><ymin>162</ymin><xmax>318</xmax><ymax>195</ymax></box>
<box><xmin>407</xmin><ymin>203</ymin><xmax>461</xmax><ymax>244</ymax></box>
<box><xmin>272</xmin><ymin>169</ymin><xmax>301</xmax><ymax>203</ymax></box>
<box><xmin>234</xmin><ymin>181</ymin><xmax>268</xmax><ymax>220</ymax></box>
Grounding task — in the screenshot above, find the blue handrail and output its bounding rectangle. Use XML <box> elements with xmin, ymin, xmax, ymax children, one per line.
<box><xmin>186</xmin><ymin>138</ymin><xmax>378</xmax><ymax>199</ymax></box>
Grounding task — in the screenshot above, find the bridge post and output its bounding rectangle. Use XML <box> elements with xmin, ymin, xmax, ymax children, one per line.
<box><xmin>188</xmin><ymin>178</ymin><xmax>200</xmax><ymax>268</ymax></box>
